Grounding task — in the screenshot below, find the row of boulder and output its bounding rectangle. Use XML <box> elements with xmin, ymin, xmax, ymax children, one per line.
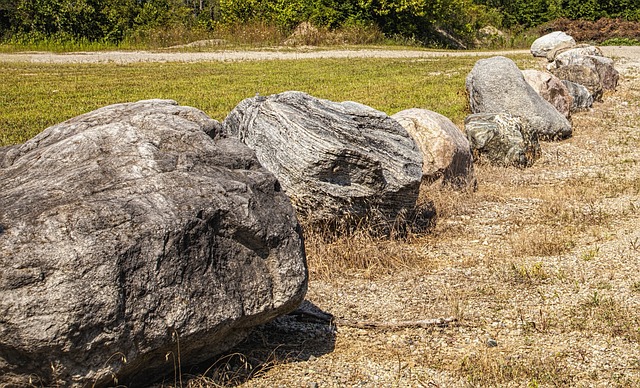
<box><xmin>465</xmin><ymin>30</ymin><xmax>619</xmax><ymax>168</ymax></box>
<box><xmin>0</xmin><ymin>31</ymin><xmax>619</xmax><ymax>386</ymax></box>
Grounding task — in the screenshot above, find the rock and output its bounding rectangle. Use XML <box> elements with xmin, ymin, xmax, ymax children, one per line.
<box><xmin>562</xmin><ymin>80</ymin><xmax>594</xmax><ymax>111</ymax></box>
<box><xmin>521</xmin><ymin>69</ymin><xmax>573</xmax><ymax>120</ymax></box>
<box><xmin>552</xmin><ymin>45</ymin><xmax>604</xmax><ymax>63</ymax></box>
<box><xmin>475</xmin><ymin>25</ymin><xmax>506</xmax><ymax>48</ymax></box>
<box><xmin>392</xmin><ymin>108</ymin><xmax>476</xmax><ymax>190</ymax></box>
<box><xmin>0</xmin><ymin>100</ymin><xmax>308</xmax><ymax>387</ymax></box>
<box><xmin>466</xmin><ymin>56</ymin><xmax>572</xmax><ymax>140</ymax></box>
<box><xmin>223</xmin><ymin>91</ymin><xmax>423</xmax><ymax>230</ymax></box>
<box><xmin>464</xmin><ymin>113</ymin><xmax>541</xmax><ymax>168</ymax></box>
<box><xmin>530</xmin><ymin>31</ymin><xmax>575</xmax><ymax>58</ymax></box>
<box><xmin>284</xmin><ymin>22</ymin><xmax>321</xmax><ymax>46</ymax></box>
<box><xmin>552</xmin><ymin>51</ymin><xmax>619</xmax><ymax>92</ymax></box>
<box><xmin>545</xmin><ymin>41</ymin><xmax>576</xmax><ymax>62</ymax></box>
<box><xmin>551</xmin><ymin>64</ymin><xmax>603</xmax><ymax>102</ymax></box>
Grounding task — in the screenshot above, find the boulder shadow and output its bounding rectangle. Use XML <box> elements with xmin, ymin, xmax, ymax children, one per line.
<box><xmin>182</xmin><ymin>300</ymin><xmax>336</xmax><ymax>386</ymax></box>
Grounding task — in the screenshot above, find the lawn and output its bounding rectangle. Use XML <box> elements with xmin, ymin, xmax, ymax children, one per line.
<box><xmin>0</xmin><ymin>55</ymin><xmax>534</xmax><ymax>147</ymax></box>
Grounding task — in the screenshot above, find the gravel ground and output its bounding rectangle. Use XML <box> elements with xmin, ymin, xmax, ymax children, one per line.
<box><xmin>0</xmin><ymin>48</ymin><xmax>532</xmax><ymax>64</ymax></box>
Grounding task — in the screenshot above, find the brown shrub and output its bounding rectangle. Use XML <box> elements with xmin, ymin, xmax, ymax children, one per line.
<box><xmin>543</xmin><ymin>18</ymin><xmax>640</xmax><ymax>42</ymax></box>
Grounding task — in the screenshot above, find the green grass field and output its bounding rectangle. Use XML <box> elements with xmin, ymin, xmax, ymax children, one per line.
<box><xmin>0</xmin><ymin>55</ymin><xmax>531</xmax><ymax>147</ymax></box>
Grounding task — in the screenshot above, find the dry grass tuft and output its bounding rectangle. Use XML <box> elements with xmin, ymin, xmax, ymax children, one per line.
<box><xmin>457</xmin><ymin>348</ymin><xmax>575</xmax><ymax>387</ymax></box>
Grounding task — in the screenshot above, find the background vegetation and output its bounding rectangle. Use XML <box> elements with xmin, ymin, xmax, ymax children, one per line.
<box><xmin>1</xmin><ymin>0</ymin><xmax>640</xmax><ymax>49</ymax></box>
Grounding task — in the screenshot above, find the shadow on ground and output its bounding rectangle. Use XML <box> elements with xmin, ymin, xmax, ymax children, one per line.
<box><xmin>180</xmin><ymin>300</ymin><xmax>337</xmax><ymax>386</ymax></box>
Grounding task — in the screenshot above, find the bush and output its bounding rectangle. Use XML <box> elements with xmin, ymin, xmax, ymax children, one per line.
<box><xmin>544</xmin><ymin>17</ymin><xmax>640</xmax><ymax>43</ymax></box>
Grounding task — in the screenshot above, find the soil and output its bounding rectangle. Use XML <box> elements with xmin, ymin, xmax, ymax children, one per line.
<box><xmin>0</xmin><ymin>48</ymin><xmax>532</xmax><ymax>64</ymax></box>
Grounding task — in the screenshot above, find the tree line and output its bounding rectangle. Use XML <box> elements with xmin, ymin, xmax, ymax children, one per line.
<box><xmin>1</xmin><ymin>0</ymin><xmax>639</xmax><ymax>46</ymax></box>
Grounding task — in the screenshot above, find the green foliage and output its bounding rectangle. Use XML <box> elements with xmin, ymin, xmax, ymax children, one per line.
<box><xmin>1</xmin><ymin>0</ymin><xmax>640</xmax><ymax>47</ymax></box>
<box><xmin>601</xmin><ymin>37</ymin><xmax>640</xmax><ymax>46</ymax></box>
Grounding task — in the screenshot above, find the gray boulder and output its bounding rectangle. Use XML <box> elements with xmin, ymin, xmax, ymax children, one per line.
<box><xmin>522</xmin><ymin>69</ymin><xmax>573</xmax><ymax>120</ymax></box>
<box><xmin>392</xmin><ymin>108</ymin><xmax>476</xmax><ymax>190</ymax></box>
<box><xmin>551</xmin><ymin>64</ymin><xmax>603</xmax><ymax>101</ymax></box>
<box><xmin>466</xmin><ymin>56</ymin><xmax>572</xmax><ymax>140</ymax></box>
<box><xmin>223</xmin><ymin>91</ymin><xmax>423</xmax><ymax>229</ymax></box>
<box><xmin>551</xmin><ymin>48</ymin><xmax>619</xmax><ymax>91</ymax></box>
<box><xmin>545</xmin><ymin>41</ymin><xmax>577</xmax><ymax>62</ymax></box>
<box><xmin>464</xmin><ymin>113</ymin><xmax>541</xmax><ymax>167</ymax></box>
<box><xmin>530</xmin><ymin>31</ymin><xmax>575</xmax><ymax>58</ymax></box>
<box><xmin>562</xmin><ymin>80</ymin><xmax>594</xmax><ymax>111</ymax></box>
<box><xmin>552</xmin><ymin>45</ymin><xmax>603</xmax><ymax>61</ymax></box>
<box><xmin>0</xmin><ymin>100</ymin><xmax>308</xmax><ymax>387</ymax></box>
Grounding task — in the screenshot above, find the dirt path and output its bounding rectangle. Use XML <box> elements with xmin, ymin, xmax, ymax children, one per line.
<box><xmin>0</xmin><ymin>45</ymin><xmax>637</xmax><ymax>65</ymax></box>
<box><xmin>0</xmin><ymin>48</ymin><xmax>533</xmax><ymax>64</ymax></box>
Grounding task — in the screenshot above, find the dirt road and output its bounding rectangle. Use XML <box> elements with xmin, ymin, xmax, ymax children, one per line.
<box><xmin>0</xmin><ymin>48</ymin><xmax>532</xmax><ymax>64</ymax></box>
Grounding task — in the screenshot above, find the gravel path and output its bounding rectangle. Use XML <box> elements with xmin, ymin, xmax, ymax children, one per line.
<box><xmin>0</xmin><ymin>48</ymin><xmax>533</xmax><ymax>64</ymax></box>
<box><xmin>0</xmin><ymin>45</ymin><xmax>636</xmax><ymax>64</ymax></box>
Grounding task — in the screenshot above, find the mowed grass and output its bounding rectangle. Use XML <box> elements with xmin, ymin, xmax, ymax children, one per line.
<box><xmin>0</xmin><ymin>55</ymin><xmax>534</xmax><ymax>147</ymax></box>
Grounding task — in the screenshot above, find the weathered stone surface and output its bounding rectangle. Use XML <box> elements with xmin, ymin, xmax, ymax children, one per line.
<box><xmin>562</xmin><ymin>80</ymin><xmax>594</xmax><ymax>111</ymax></box>
<box><xmin>551</xmin><ymin>48</ymin><xmax>619</xmax><ymax>91</ymax></box>
<box><xmin>550</xmin><ymin>45</ymin><xmax>603</xmax><ymax>62</ymax></box>
<box><xmin>464</xmin><ymin>113</ymin><xmax>541</xmax><ymax>167</ymax></box>
<box><xmin>545</xmin><ymin>41</ymin><xmax>576</xmax><ymax>62</ymax></box>
<box><xmin>0</xmin><ymin>100</ymin><xmax>308</xmax><ymax>387</ymax></box>
<box><xmin>223</xmin><ymin>91</ymin><xmax>423</xmax><ymax>228</ymax></box>
<box><xmin>530</xmin><ymin>31</ymin><xmax>575</xmax><ymax>58</ymax></box>
<box><xmin>551</xmin><ymin>64</ymin><xmax>603</xmax><ymax>101</ymax></box>
<box><xmin>466</xmin><ymin>56</ymin><xmax>572</xmax><ymax>140</ymax></box>
<box><xmin>475</xmin><ymin>25</ymin><xmax>506</xmax><ymax>48</ymax></box>
<box><xmin>522</xmin><ymin>69</ymin><xmax>573</xmax><ymax>119</ymax></box>
<box><xmin>392</xmin><ymin>108</ymin><xmax>476</xmax><ymax>190</ymax></box>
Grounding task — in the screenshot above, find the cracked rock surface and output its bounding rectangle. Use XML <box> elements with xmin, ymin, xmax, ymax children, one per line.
<box><xmin>0</xmin><ymin>99</ymin><xmax>307</xmax><ymax>387</ymax></box>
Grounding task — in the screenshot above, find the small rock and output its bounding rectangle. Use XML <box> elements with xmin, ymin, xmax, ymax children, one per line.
<box><xmin>487</xmin><ymin>338</ymin><xmax>498</xmax><ymax>347</ymax></box>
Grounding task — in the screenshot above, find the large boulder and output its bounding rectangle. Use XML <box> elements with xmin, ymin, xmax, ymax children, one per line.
<box><xmin>223</xmin><ymin>91</ymin><xmax>423</xmax><ymax>228</ymax></box>
<box><xmin>552</xmin><ymin>50</ymin><xmax>619</xmax><ymax>92</ymax></box>
<box><xmin>464</xmin><ymin>113</ymin><xmax>541</xmax><ymax>168</ymax></box>
<box><xmin>551</xmin><ymin>64</ymin><xmax>603</xmax><ymax>101</ymax></box>
<box><xmin>466</xmin><ymin>56</ymin><xmax>572</xmax><ymax>140</ymax></box>
<box><xmin>522</xmin><ymin>69</ymin><xmax>573</xmax><ymax>120</ymax></box>
<box><xmin>392</xmin><ymin>108</ymin><xmax>476</xmax><ymax>190</ymax></box>
<box><xmin>0</xmin><ymin>100</ymin><xmax>308</xmax><ymax>387</ymax></box>
<box><xmin>562</xmin><ymin>80</ymin><xmax>594</xmax><ymax>111</ymax></box>
<box><xmin>552</xmin><ymin>45</ymin><xmax>603</xmax><ymax>62</ymax></box>
<box><xmin>530</xmin><ymin>31</ymin><xmax>575</xmax><ymax>58</ymax></box>
<box><xmin>545</xmin><ymin>41</ymin><xmax>576</xmax><ymax>62</ymax></box>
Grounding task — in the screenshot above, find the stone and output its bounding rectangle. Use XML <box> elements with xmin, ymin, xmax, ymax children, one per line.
<box><xmin>475</xmin><ymin>25</ymin><xmax>506</xmax><ymax>48</ymax></box>
<box><xmin>464</xmin><ymin>113</ymin><xmax>541</xmax><ymax>168</ymax></box>
<box><xmin>392</xmin><ymin>108</ymin><xmax>476</xmax><ymax>190</ymax></box>
<box><xmin>223</xmin><ymin>91</ymin><xmax>423</xmax><ymax>230</ymax></box>
<box><xmin>545</xmin><ymin>41</ymin><xmax>576</xmax><ymax>62</ymax></box>
<box><xmin>522</xmin><ymin>69</ymin><xmax>573</xmax><ymax>120</ymax></box>
<box><xmin>466</xmin><ymin>56</ymin><xmax>572</xmax><ymax>140</ymax></box>
<box><xmin>530</xmin><ymin>31</ymin><xmax>575</xmax><ymax>58</ymax></box>
<box><xmin>552</xmin><ymin>50</ymin><xmax>619</xmax><ymax>92</ymax></box>
<box><xmin>552</xmin><ymin>45</ymin><xmax>604</xmax><ymax>62</ymax></box>
<box><xmin>284</xmin><ymin>22</ymin><xmax>321</xmax><ymax>46</ymax></box>
<box><xmin>551</xmin><ymin>64</ymin><xmax>603</xmax><ymax>102</ymax></box>
<box><xmin>562</xmin><ymin>80</ymin><xmax>594</xmax><ymax>111</ymax></box>
<box><xmin>0</xmin><ymin>100</ymin><xmax>308</xmax><ymax>387</ymax></box>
